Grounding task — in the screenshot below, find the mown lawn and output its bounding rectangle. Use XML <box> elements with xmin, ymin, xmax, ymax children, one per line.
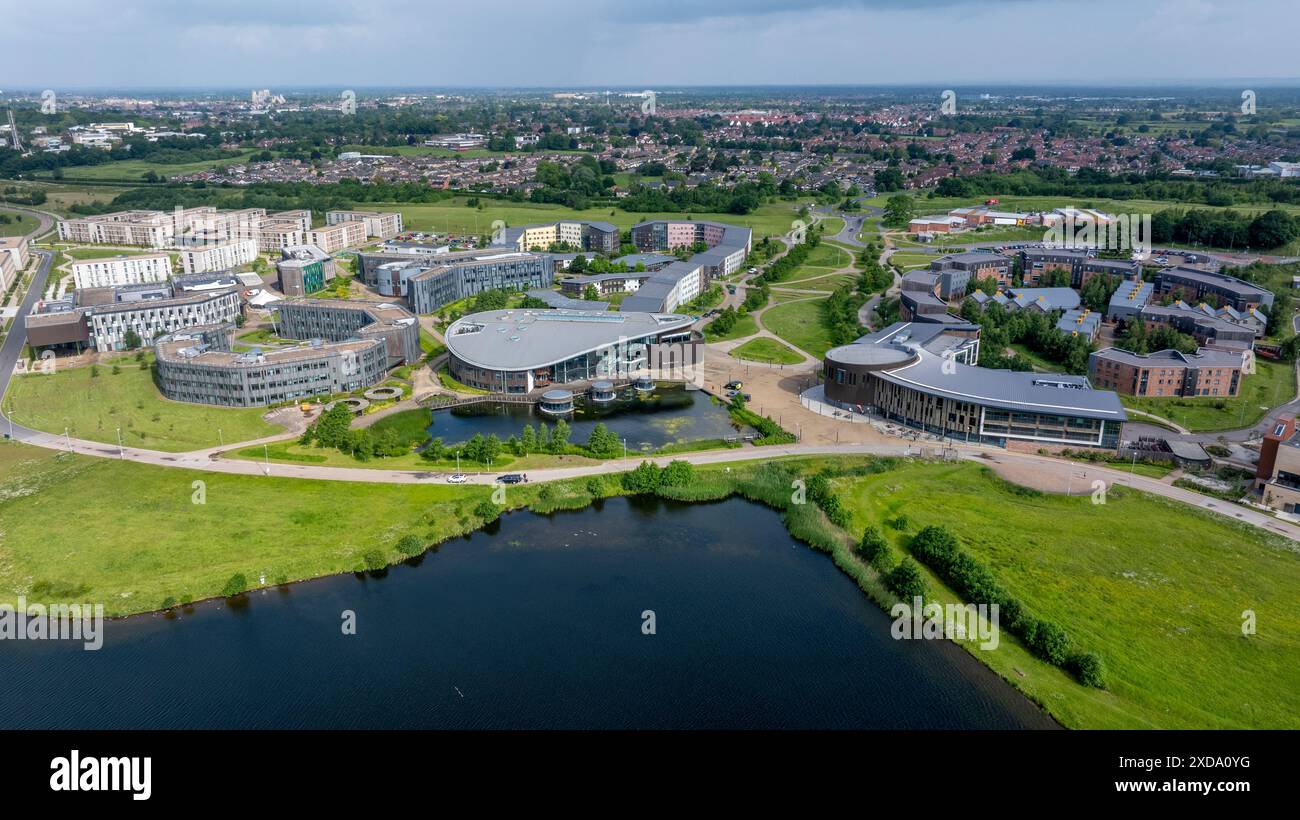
<box><xmin>762</xmin><ymin>298</ymin><xmax>834</xmax><ymax>357</ymax></box>
<box><xmin>1120</xmin><ymin>359</ymin><xmax>1296</xmax><ymax>432</ymax></box>
<box><xmin>704</xmin><ymin>312</ymin><xmax>759</xmax><ymax>342</ymax></box>
<box><xmin>3</xmin><ymin>357</ymin><xmax>279</xmax><ymax>451</ymax></box>
<box><xmin>833</xmin><ymin>460</ymin><xmax>1300</xmax><ymax>729</ymax></box>
<box><xmin>377</xmin><ymin>197</ymin><xmax>811</xmax><ymax>240</ymax></box>
<box><xmin>729</xmin><ymin>337</ymin><xmax>805</xmax><ymax>365</ymax></box>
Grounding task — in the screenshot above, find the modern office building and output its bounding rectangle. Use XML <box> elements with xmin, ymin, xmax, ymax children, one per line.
<box><xmin>359</xmin><ymin>249</ymin><xmax>554</xmax><ymax>314</ymax></box>
<box><xmin>501</xmin><ymin>221</ymin><xmax>620</xmax><ymax>254</ymax></box>
<box><xmin>276</xmin><ymin>299</ymin><xmax>421</xmax><ymax>367</ymax></box>
<box><xmin>275</xmin><ymin>245</ymin><xmax>337</xmax><ymax>297</ymax></box>
<box><xmin>154</xmin><ymin>324</ymin><xmax>389</xmax><ymax>408</ymax></box>
<box><xmin>928</xmin><ymin>252</ymin><xmax>1011</xmax><ymax>298</ymax></box>
<box><xmin>25</xmin><ymin>278</ymin><xmax>243</xmax><ymax>353</ymax></box>
<box><xmin>0</xmin><ymin>235</ymin><xmax>30</xmax><ymax>273</ymax></box>
<box><xmin>559</xmin><ymin>272</ymin><xmax>652</xmax><ymax>297</ymax></box>
<box><xmin>1088</xmin><ymin>347</ymin><xmax>1245</xmax><ymax>398</ymax></box>
<box><xmin>178</xmin><ymin>239</ymin><xmax>258</xmax><ymax>274</ymax></box>
<box><xmin>629</xmin><ymin>219</ymin><xmax>751</xmax><ymax>278</ymax></box>
<box><xmin>820</xmin><ymin>321</ymin><xmax>1126</xmax><ymax>451</ymax></box>
<box><xmin>69</xmin><ymin>253</ymin><xmax>172</xmax><ymax>289</ymax></box>
<box><xmin>1155</xmin><ymin>266</ymin><xmax>1274</xmax><ymax>312</ymax></box>
<box><xmin>326</xmin><ymin>210</ymin><xmax>404</xmax><ymax>240</ymax></box>
<box><xmin>444</xmin><ymin>309</ymin><xmax>697</xmax><ymax>393</ymax></box>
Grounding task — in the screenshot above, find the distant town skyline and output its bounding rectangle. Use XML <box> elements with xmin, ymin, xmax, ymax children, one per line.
<box><xmin>2</xmin><ymin>0</ymin><xmax>1297</xmax><ymax>89</ymax></box>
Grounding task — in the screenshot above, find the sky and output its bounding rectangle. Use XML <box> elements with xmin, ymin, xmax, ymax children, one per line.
<box><xmin>0</xmin><ymin>0</ymin><xmax>1297</xmax><ymax>89</ymax></box>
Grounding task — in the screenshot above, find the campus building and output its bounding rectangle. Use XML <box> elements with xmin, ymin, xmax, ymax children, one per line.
<box><xmin>1154</xmin><ymin>266</ymin><xmax>1274</xmax><ymax>312</ymax></box>
<box><xmin>357</xmin><ymin>249</ymin><xmax>554</xmax><ymax>314</ymax></box>
<box><xmin>154</xmin><ymin>324</ymin><xmax>389</xmax><ymax>408</ymax></box>
<box><xmin>1255</xmin><ymin>415</ymin><xmax>1300</xmax><ymax>512</ymax></box>
<box><xmin>275</xmin><ymin>245</ymin><xmax>337</xmax><ymax>297</ymax></box>
<box><xmin>25</xmin><ymin>279</ymin><xmax>243</xmax><ymax>352</ymax></box>
<box><xmin>276</xmin><ymin>298</ymin><xmax>421</xmax><ymax>368</ymax></box>
<box><xmin>178</xmin><ymin>239</ymin><xmax>258</xmax><ymax>274</ymax></box>
<box><xmin>629</xmin><ymin>219</ymin><xmax>751</xmax><ymax>278</ymax></box>
<box><xmin>819</xmin><ymin>321</ymin><xmax>1126</xmax><ymax>451</ymax></box>
<box><xmin>928</xmin><ymin>252</ymin><xmax>1010</xmax><ymax>299</ymax></box>
<box><xmin>501</xmin><ymin>221</ymin><xmax>620</xmax><ymax>254</ymax></box>
<box><xmin>1088</xmin><ymin>347</ymin><xmax>1245</xmax><ymax>398</ymax></box>
<box><xmin>0</xmin><ymin>235</ymin><xmax>30</xmax><ymax>273</ymax></box>
<box><xmin>69</xmin><ymin>253</ymin><xmax>172</xmax><ymax>290</ymax></box>
<box><xmin>444</xmin><ymin>309</ymin><xmax>697</xmax><ymax>393</ymax></box>
<box><xmin>326</xmin><ymin>210</ymin><xmax>404</xmax><ymax>240</ymax></box>
<box><xmin>1018</xmin><ymin>249</ymin><xmax>1141</xmax><ymax>287</ymax></box>
<box><xmin>306</xmin><ymin>221</ymin><xmax>367</xmax><ymax>254</ymax></box>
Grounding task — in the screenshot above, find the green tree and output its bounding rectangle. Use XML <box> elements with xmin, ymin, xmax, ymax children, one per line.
<box><xmin>882</xmin><ymin>194</ymin><xmax>914</xmax><ymax>228</ymax></box>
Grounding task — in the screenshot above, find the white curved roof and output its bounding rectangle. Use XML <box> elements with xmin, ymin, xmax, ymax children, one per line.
<box><xmin>445</xmin><ymin>308</ymin><xmax>694</xmax><ymax>371</ymax></box>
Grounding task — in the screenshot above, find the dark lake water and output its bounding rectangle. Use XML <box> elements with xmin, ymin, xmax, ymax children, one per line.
<box><xmin>430</xmin><ymin>385</ymin><xmax>746</xmax><ymax>451</ymax></box>
<box><xmin>0</xmin><ymin>497</ymin><xmax>1055</xmax><ymax>730</ymax></box>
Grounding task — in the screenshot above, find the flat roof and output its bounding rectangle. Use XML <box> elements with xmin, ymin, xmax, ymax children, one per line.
<box><xmin>445</xmin><ymin>308</ymin><xmax>694</xmax><ymax>371</ymax></box>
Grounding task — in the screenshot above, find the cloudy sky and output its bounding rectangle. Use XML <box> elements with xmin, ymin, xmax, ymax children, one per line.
<box><xmin>1</xmin><ymin>0</ymin><xmax>1296</xmax><ymax>89</ymax></box>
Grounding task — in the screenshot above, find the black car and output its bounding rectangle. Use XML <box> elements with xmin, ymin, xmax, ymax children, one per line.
<box><xmin>725</xmin><ymin>380</ymin><xmax>743</xmax><ymax>390</ymax></box>
<box><xmin>496</xmin><ymin>474</ymin><xmax>525</xmax><ymax>484</ymax></box>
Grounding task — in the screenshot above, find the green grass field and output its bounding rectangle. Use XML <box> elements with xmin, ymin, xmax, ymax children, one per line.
<box><xmin>728</xmin><ymin>337</ymin><xmax>805</xmax><ymax>365</ymax></box>
<box><xmin>762</xmin><ymin>298</ymin><xmax>835</xmax><ymax>357</ymax></box>
<box><xmin>1121</xmin><ymin>360</ymin><xmax>1296</xmax><ymax>432</ymax></box>
<box><xmin>0</xmin><ymin>209</ymin><xmax>39</xmax><ymax>237</ymax></box>
<box><xmin>377</xmin><ymin>197</ymin><xmax>810</xmax><ymax>240</ymax></box>
<box><xmin>3</xmin><ymin>357</ymin><xmax>279</xmax><ymax>451</ymax></box>
<box><xmin>703</xmin><ymin>312</ymin><xmax>759</xmax><ymax>342</ymax></box>
<box><xmin>40</xmin><ymin>151</ymin><xmax>261</xmax><ymax>182</ymax></box>
<box><xmin>834</xmin><ymin>460</ymin><xmax>1300</xmax><ymax>729</ymax></box>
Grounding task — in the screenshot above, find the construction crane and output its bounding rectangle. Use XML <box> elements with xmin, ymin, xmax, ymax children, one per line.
<box><xmin>5</xmin><ymin>109</ymin><xmax>22</xmax><ymax>152</ymax></box>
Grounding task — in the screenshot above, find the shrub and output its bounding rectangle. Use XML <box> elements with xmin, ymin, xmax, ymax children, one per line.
<box><xmin>621</xmin><ymin>460</ymin><xmax>662</xmax><ymax>493</ymax></box>
<box><xmin>396</xmin><ymin>534</ymin><xmax>424</xmax><ymax>557</ymax></box>
<box><xmin>221</xmin><ymin>573</ymin><xmax>248</xmax><ymax>597</ymax></box>
<box><xmin>1028</xmin><ymin>620</ymin><xmax>1071</xmax><ymax>666</ymax></box>
<box><xmin>473</xmin><ymin>499</ymin><xmax>500</xmax><ymax>520</ymax></box>
<box><xmin>585</xmin><ymin>476</ymin><xmax>604</xmax><ymax>497</ymax></box>
<box><xmin>889</xmin><ymin>513</ymin><xmax>910</xmax><ymax>531</ymax></box>
<box><xmin>362</xmin><ymin>550</ymin><xmax>387</xmax><ymax>571</ymax></box>
<box><xmin>1067</xmin><ymin>651</ymin><xmax>1107</xmax><ymax>689</ymax></box>
<box><xmin>660</xmin><ymin>460</ymin><xmax>695</xmax><ymax>487</ymax></box>
<box><xmin>857</xmin><ymin>526</ymin><xmax>889</xmax><ymax>563</ymax></box>
<box><xmin>884</xmin><ymin>558</ymin><xmax>926</xmax><ymax>600</ymax></box>
<box><xmin>161</xmin><ymin>596</ymin><xmax>177</xmax><ymax>609</ymax></box>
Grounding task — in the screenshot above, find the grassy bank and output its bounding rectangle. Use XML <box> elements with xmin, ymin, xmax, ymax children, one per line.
<box><xmin>729</xmin><ymin>337</ymin><xmax>805</xmax><ymax>365</ymax></box>
<box><xmin>3</xmin><ymin>356</ymin><xmax>279</xmax><ymax>451</ymax></box>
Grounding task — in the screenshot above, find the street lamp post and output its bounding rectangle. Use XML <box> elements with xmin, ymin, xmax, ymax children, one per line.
<box><xmin>116</xmin><ymin>427</ymin><xmax>124</xmax><ymax>459</ymax></box>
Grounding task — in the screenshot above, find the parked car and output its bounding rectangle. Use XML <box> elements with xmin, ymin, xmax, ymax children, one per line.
<box><xmin>447</xmin><ymin>474</ymin><xmax>468</xmax><ymax>484</ymax></box>
<box><xmin>725</xmin><ymin>380</ymin><xmax>743</xmax><ymax>390</ymax></box>
<box><xmin>727</xmin><ymin>285</ymin><xmax>737</xmax><ymax>294</ymax></box>
<box><xmin>496</xmin><ymin>474</ymin><xmax>525</xmax><ymax>485</ymax></box>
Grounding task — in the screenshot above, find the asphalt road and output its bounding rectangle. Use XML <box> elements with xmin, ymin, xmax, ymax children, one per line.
<box><xmin>0</xmin><ymin>248</ymin><xmax>53</xmax><ymax>439</ymax></box>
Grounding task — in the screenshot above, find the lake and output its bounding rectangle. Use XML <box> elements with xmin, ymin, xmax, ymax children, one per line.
<box><xmin>0</xmin><ymin>496</ymin><xmax>1055</xmax><ymax>729</ymax></box>
<box><xmin>430</xmin><ymin>384</ymin><xmax>748</xmax><ymax>451</ymax></box>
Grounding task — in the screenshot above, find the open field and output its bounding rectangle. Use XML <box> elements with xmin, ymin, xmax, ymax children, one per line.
<box><xmin>0</xmin><ymin>209</ymin><xmax>40</xmax><ymax>236</ymax></box>
<box><xmin>834</xmin><ymin>460</ymin><xmax>1300</xmax><ymax>728</ymax></box>
<box><xmin>1120</xmin><ymin>359</ymin><xmax>1297</xmax><ymax>432</ymax></box>
<box><xmin>728</xmin><ymin>337</ymin><xmax>805</xmax><ymax>365</ymax></box>
<box><xmin>887</xmin><ymin>251</ymin><xmax>936</xmax><ymax>269</ymax></box>
<box><xmin>36</xmin><ymin>151</ymin><xmax>262</xmax><ymax>182</ymax></box>
<box><xmin>3</xmin><ymin>356</ymin><xmax>279</xmax><ymax>451</ymax></box>
<box><xmin>375</xmin><ymin>197</ymin><xmax>811</xmax><ymax>240</ymax></box>
<box><xmin>762</xmin><ymin>298</ymin><xmax>834</xmax><ymax>357</ymax></box>
<box><xmin>3</xmin><ymin>182</ymin><xmax>133</xmax><ymax>218</ymax></box>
